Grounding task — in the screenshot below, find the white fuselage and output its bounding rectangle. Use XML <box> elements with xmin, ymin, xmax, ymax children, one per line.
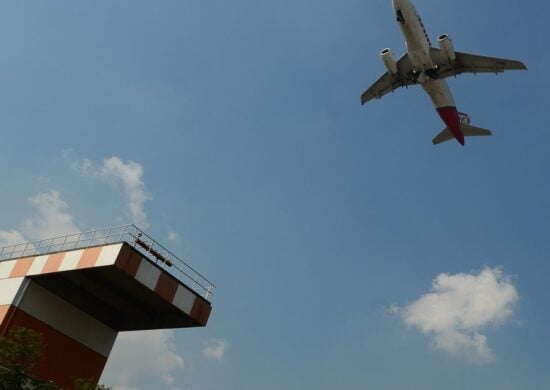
<box><xmin>392</xmin><ymin>0</ymin><xmax>455</xmax><ymax>109</ymax></box>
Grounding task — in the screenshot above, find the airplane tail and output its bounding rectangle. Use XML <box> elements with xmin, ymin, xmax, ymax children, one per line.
<box><xmin>432</xmin><ymin>123</ymin><xmax>492</xmax><ymax>145</ymax></box>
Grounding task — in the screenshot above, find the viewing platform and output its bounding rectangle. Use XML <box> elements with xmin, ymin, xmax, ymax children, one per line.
<box><xmin>0</xmin><ymin>225</ymin><xmax>215</xmax><ymax>387</ymax></box>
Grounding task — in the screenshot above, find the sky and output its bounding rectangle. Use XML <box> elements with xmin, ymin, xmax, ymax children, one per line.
<box><xmin>0</xmin><ymin>0</ymin><xmax>549</xmax><ymax>389</ymax></box>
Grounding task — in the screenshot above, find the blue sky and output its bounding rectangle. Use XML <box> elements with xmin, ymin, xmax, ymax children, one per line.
<box><xmin>0</xmin><ymin>0</ymin><xmax>549</xmax><ymax>389</ymax></box>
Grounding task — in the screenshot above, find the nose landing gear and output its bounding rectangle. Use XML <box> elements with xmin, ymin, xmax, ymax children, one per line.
<box><xmin>396</xmin><ymin>10</ymin><xmax>405</xmax><ymax>24</ymax></box>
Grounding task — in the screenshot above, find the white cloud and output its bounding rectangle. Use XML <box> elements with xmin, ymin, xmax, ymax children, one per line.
<box><xmin>23</xmin><ymin>191</ymin><xmax>80</xmax><ymax>240</ymax></box>
<box><xmin>162</xmin><ymin>217</ymin><xmax>182</xmax><ymax>246</ymax></box>
<box><xmin>395</xmin><ymin>267</ymin><xmax>518</xmax><ymax>364</ymax></box>
<box><xmin>168</xmin><ymin>231</ymin><xmax>180</xmax><ymax>243</ymax></box>
<box><xmin>0</xmin><ymin>229</ymin><xmax>26</xmax><ymax>246</ymax></box>
<box><xmin>100</xmin><ymin>157</ymin><xmax>151</xmax><ymax>229</ymax></box>
<box><xmin>101</xmin><ymin>330</ymin><xmax>185</xmax><ymax>390</ymax></box>
<box><xmin>165</xmin><ymin>224</ymin><xmax>181</xmax><ymax>245</ymax></box>
<box><xmin>73</xmin><ymin>157</ymin><xmax>151</xmax><ymax>229</ymax></box>
<box><xmin>72</xmin><ymin>157</ymin><xmax>93</xmax><ymax>176</ymax></box>
<box><xmin>202</xmin><ymin>338</ymin><xmax>228</xmax><ymax>361</ymax></box>
<box><xmin>0</xmin><ymin>191</ymin><xmax>79</xmax><ymax>250</ymax></box>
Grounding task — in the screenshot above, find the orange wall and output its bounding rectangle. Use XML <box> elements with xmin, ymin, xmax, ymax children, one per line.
<box><xmin>0</xmin><ymin>305</ymin><xmax>107</xmax><ymax>389</ymax></box>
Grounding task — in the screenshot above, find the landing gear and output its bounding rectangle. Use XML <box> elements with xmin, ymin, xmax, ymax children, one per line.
<box><xmin>396</xmin><ymin>10</ymin><xmax>405</xmax><ymax>24</ymax></box>
<box><xmin>424</xmin><ymin>67</ymin><xmax>439</xmax><ymax>80</ymax></box>
<box><xmin>409</xmin><ymin>70</ymin><xmax>420</xmax><ymax>83</ymax></box>
<box><xmin>409</xmin><ymin>66</ymin><xmax>440</xmax><ymax>83</ymax></box>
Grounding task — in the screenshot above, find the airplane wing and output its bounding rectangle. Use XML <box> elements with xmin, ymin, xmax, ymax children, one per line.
<box><xmin>430</xmin><ymin>48</ymin><xmax>527</xmax><ymax>78</ymax></box>
<box><xmin>361</xmin><ymin>54</ymin><xmax>416</xmax><ymax>105</ymax></box>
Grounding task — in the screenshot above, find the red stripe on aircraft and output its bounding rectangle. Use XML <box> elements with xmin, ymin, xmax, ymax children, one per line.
<box><xmin>437</xmin><ymin>106</ymin><xmax>464</xmax><ymax>145</ymax></box>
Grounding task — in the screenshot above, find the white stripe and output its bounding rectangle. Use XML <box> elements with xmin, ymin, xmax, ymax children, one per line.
<box><xmin>95</xmin><ymin>243</ymin><xmax>122</xmax><ymax>267</ymax></box>
<box><xmin>58</xmin><ymin>250</ymin><xmax>84</xmax><ymax>272</ymax></box>
<box><xmin>17</xmin><ymin>281</ymin><xmax>117</xmax><ymax>357</ymax></box>
<box><xmin>173</xmin><ymin>285</ymin><xmax>195</xmax><ymax>315</ymax></box>
<box><xmin>135</xmin><ymin>259</ymin><xmax>161</xmax><ymax>290</ymax></box>
<box><xmin>0</xmin><ymin>278</ymin><xmax>25</xmax><ymax>305</ymax></box>
<box><xmin>27</xmin><ymin>255</ymin><xmax>49</xmax><ymax>275</ymax></box>
<box><xmin>0</xmin><ymin>260</ymin><xmax>17</xmax><ymax>279</ymax></box>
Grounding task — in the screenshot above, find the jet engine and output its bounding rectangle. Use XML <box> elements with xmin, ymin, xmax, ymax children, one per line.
<box><xmin>437</xmin><ymin>34</ymin><xmax>456</xmax><ymax>63</ymax></box>
<box><xmin>380</xmin><ymin>48</ymin><xmax>398</xmax><ymax>75</ymax></box>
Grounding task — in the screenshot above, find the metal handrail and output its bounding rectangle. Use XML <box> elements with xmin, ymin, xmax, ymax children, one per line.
<box><xmin>0</xmin><ymin>225</ymin><xmax>215</xmax><ymax>301</ymax></box>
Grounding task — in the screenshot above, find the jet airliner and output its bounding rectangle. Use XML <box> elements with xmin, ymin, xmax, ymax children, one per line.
<box><xmin>361</xmin><ymin>0</ymin><xmax>526</xmax><ymax>145</ymax></box>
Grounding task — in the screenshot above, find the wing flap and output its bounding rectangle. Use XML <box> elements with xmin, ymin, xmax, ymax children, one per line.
<box><xmin>361</xmin><ymin>54</ymin><xmax>415</xmax><ymax>105</ymax></box>
<box><xmin>430</xmin><ymin>48</ymin><xmax>527</xmax><ymax>79</ymax></box>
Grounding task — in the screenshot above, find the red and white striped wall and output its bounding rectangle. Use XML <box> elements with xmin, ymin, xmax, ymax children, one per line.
<box><xmin>0</xmin><ymin>277</ymin><xmax>115</xmax><ymax>387</ymax></box>
<box><xmin>0</xmin><ymin>243</ymin><xmax>212</xmax><ymax>388</ymax></box>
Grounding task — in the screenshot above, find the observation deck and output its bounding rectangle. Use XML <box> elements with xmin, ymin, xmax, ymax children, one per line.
<box><xmin>0</xmin><ymin>225</ymin><xmax>215</xmax><ymax>301</ymax></box>
<box><xmin>0</xmin><ymin>225</ymin><xmax>215</xmax><ymax>387</ymax></box>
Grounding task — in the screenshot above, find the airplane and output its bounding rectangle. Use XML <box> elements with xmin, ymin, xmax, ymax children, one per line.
<box><xmin>361</xmin><ymin>0</ymin><xmax>527</xmax><ymax>145</ymax></box>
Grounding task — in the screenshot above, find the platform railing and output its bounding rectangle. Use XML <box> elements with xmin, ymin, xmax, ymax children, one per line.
<box><xmin>0</xmin><ymin>225</ymin><xmax>215</xmax><ymax>300</ymax></box>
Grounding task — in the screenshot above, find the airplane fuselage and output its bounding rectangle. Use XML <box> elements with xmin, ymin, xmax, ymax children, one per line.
<box><xmin>394</xmin><ymin>0</ymin><xmax>434</xmax><ymax>71</ymax></box>
<box><xmin>392</xmin><ymin>0</ymin><xmax>464</xmax><ymax>144</ymax></box>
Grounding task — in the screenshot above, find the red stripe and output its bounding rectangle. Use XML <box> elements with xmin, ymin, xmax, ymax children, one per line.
<box><xmin>115</xmin><ymin>245</ymin><xmax>142</xmax><ymax>277</ymax></box>
<box><xmin>77</xmin><ymin>246</ymin><xmax>103</xmax><ymax>269</ymax></box>
<box><xmin>42</xmin><ymin>253</ymin><xmax>65</xmax><ymax>273</ymax></box>
<box><xmin>437</xmin><ymin>106</ymin><xmax>464</xmax><ymax>145</ymax></box>
<box><xmin>10</xmin><ymin>257</ymin><xmax>34</xmax><ymax>277</ymax></box>
<box><xmin>155</xmin><ymin>272</ymin><xmax>179</xmax><ymax>302</ymax></box>
<box><xmin>0</xmin><ymin>304</ymin><xmax>9</xmax><ymax>323</ymax></box>
<box><xmin>190</xmin><ymin>299</ymin><xmax>212</xmax><ymax>326</ymax></box>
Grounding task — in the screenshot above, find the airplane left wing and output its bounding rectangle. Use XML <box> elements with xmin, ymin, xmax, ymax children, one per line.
<box><xmin>361</xmin><ymin>54</ymin><xmax>416</xmax><ymax>105</ymax></box>
<box><xmin>430</xmin><ymin>48</ymin><xmax>527</xmax><ymax>78</ymax></box>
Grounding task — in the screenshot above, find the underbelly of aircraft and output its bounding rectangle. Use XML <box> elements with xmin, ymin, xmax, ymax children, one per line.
<box><xmin>420</xmin><ymin>79</ymin><xmax>455</xmax><ymax>108</ymax></box>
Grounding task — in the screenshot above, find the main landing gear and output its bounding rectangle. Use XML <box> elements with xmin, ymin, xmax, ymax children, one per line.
<box><xmin>409</xmin><ymin>66</ymin><xmax>440</xmax><ymax>83</ymax></box>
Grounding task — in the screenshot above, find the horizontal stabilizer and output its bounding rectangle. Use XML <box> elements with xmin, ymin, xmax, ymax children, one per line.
<box><xmin>432</xmin><ymin>124</ymin><xmax>492</xmax><ymax>145</ymax></box>
<box><xmin>462</xmin><ymin>123</ymin><xmax>492</xmax><ymax>138</ymax></box>
<box><xmin>432</xmin><ymin>128</ymin><xmax>454</xmax><ymax>145</ymax></box>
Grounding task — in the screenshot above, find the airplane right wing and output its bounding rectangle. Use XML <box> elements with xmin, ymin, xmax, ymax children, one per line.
<box><xmin>430</xmin><ymin>48</ymin><xmax>527</xmax><ymax>78</ymax></box>
<box><xmin>361</xmin><ymin>54</ymin><xmax>416</xmax><ymax>105</ymax></box>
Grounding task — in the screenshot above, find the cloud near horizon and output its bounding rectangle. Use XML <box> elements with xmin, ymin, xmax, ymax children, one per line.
<box><xmin>101</xmin><ymin>330</ymin><xmax>185</xmax><ymax>390</ymax></box>
<box><xmin>394</xmin><ymin>267</ymin><xmax>518</xmax><ymax>364</ymax></box>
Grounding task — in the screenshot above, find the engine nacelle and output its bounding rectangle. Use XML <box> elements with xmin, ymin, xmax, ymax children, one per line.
<box><xmin>437</xmin><ymin>34</ymin><xmax>456</xmax><ymax>63</ymax></box>
<box><xmin>380</xmin><ymin>48</ymin><xmax>398</xmax><ymax>75</ymax></box>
